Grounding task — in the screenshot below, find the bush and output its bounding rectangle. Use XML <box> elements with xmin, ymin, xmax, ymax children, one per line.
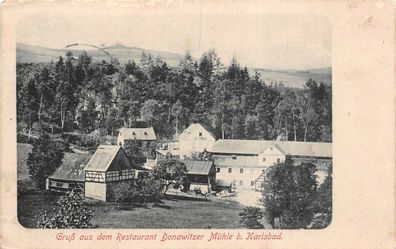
<box><xmin>108</xmin><ymin>181</ymin><xmax>139</xmax><ymax>209</ymax></box>
<box><xmin>36</xmin><ymin>190</ymin><xmax>93</xmax><ymax>228</ymax></box>
<box><xmin>239</xmin><ymin>207</ymin><xmax>265</xmax><ymax>229</ymax></box>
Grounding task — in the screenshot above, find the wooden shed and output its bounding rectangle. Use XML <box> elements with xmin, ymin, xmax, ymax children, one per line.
<box><xmin>84</xmin><ymin>145</ymin><xmax>142</xmax><ymax>201</ymax></box>
<box><xmin>183</xmin><ymin>160</ymin><xmax>216</xmax><ymax>194</ymax></box>
<box><xmin>47</xmin><ymin>153</ymin><xmax>92</xmax><ymax>193</ymax></box>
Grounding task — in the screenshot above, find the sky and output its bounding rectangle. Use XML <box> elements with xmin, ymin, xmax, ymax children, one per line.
<box><xmin>17</xmin><ymin>12</ymin><xmax>331</xmax><ymax>70</ymax></box>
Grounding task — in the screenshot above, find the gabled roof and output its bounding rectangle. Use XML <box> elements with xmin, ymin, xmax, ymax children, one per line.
<box><xmin>210</xmin><ymin>139</ymin><xmax>274</xmax><ymax>155</ymax></box>
<box><xmin>210</xmin><ymin>139</ymin><xmax>332</xmax><ymax>158</ymax></box>
<box><xmin>274</xmin><ymin>141</ymin><xmax>332</xmax><ymax>158</ymax></box>
<box><xmin>119</xmin><ymin>127</ymin><xmax>157</xmax><ymax>141</ymax></box>
<box><xmin>48</xmin><ymin>153</ymin><xmax>93</xmax><ymax>181</ymax></box>
<box><xmin>178</xmin><ymin>123</ymin><xmax>215</xmax><ymax>140</ymax></box>
<box><xmin>184</xmin><ymin>160</ymin><xmax>214</xmax><ymax>175</ymax></box>
<box><xmin>84</xmin><ymin>145</ymin><xmax>123</xmax><ymax>172</ymax></box>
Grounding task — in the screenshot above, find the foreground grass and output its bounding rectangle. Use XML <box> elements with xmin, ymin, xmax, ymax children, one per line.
<box><xmin>18</xmin><ymin>190</ymin><xmax>247</xmax><ymax>229</ymax></box>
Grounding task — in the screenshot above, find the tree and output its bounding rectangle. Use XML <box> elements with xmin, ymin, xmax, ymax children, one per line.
<box><xmin>296</xmin><ymin>92</ymin><xmax>318</xmax><ymax>142</ymax></box>
<box><xmin>171</xmin><ymin>100</ymin><xmax>183</xmax><ymax>136</ymax></box>
<box><xmin>123</xmin><ymin>140</ymin><xmax>146</xmax><ymax>166</ymax></box>
<box><xmin>141</xmin><ymin>99</ymin><xmax>160</xmax><ymax>126</ymax></box>
<box><xmin>27</xmin><ymin>132</ymin><xmax>64</xmax><ymax>189</ymax></box>
<box><xmin>138</xmin><ymin>175</ymin><xmax>164</xmax><ymax>206</ymax></box>
<box><xmin>37</xmin><ymin>190</ymin><xmax>93</xmax><ymax>228</ymax></box>
<box><xmin>239</xmin><ymin>207</ymin><xmax>265</xmax><ymax>229</ymax></box>
<box><xmin>152</xmin><ymin>158</ymin><xmax>188</xmax><ymax>194</ymax></box>
<box><xmin>261</xmin><ymin>159</ymin><xmax>318</xmax><ymax>228</ymax></box>
<box><xmin>310</xmin><ymin>164</ymin><xmax>332</xmax><ymax>228</ymax></box>
<box><xmin>245</xmin><ymin>115</ymin><xmax>260</xmax><ymax>139</ymax></box>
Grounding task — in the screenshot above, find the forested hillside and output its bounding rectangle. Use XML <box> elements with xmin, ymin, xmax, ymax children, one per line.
<box><xmin>17</xmin><ymin>50</ymin><xmax>332</xmax><ymax>142</ymax></box>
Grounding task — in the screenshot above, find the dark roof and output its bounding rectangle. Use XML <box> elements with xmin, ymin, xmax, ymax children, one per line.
<box><xmin>48</xmin><ymin>153</ymin><xmax>92</xmax><ymax>181</ymax></box>
<box><xmin>119</xmin><ymin>127</ymin><xmax>157</xmax><ymax>141</ymax></box>
<box><xmin>85</xmin><ymin>145</ymin><xmax>122</xmax><ymax>172</ymax></box>
<box><xmin>184</xmin><ymin>160</ymin><xmax>214</xmax><ymax>175</ymax></box>
<box><xmin>210</xmin><ymin>139</ymin><xmax>332</xmax><ymax>158</ymax></box>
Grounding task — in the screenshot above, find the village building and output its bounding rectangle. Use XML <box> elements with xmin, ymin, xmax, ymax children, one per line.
<box><xmin>183</xmin><ymin>160</ymin><xmax>216</xmax><ymax>194</ymax></box>
<box><xmin>117</xmin><ymin>127</ymin><xmax>157</xmax><ymax>157</ymax></box>
<box><xmin>156</xmin><ymin>123</ymin><xmax>216</xmax><ymax>160</ymax></box>
<box><xmin>47</xmin><ymin>153</ymin><xmax>93</xmax><ymax>193</ymax></box>
<box><xmin>84</xmin><ymin>145</ymin><xmax>146</xmax><ymax>201</ymax></box>
<box><xmin>209</xmin><ymin>139</ymin><xmax>332</xmax><ymax>191</ymax></box>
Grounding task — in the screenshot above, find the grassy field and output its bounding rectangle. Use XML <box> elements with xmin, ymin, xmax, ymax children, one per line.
<box><xmin>18</xmin><ymin>190</ymin><xmax>247</xmax><ymax>229</ymax></box>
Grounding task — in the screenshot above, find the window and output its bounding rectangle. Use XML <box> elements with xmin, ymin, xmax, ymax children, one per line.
<box><xmin>262</xmin><ymin>157</ymin><xmax>266</xmax><ymax>162</ymax></box>
<box><xmin>216</xmin><ymin>167</ymin><xmax>220</xmax><ymax>173</ymax></box>
<box><xmin>240</xmin><ymin>168</ymin><xmax>243</xmax><ymax>174</ymax></box>
<box><xmin>144</xmin><ymin>131</ymin><xmax>148</xmax><ymax>135</ymax></box>
<box><xmin>228</xmin><ymin>168</ymin><xmax>232</xmax><ymax>173</ymax></box>
<box><xmin>232</xmin><ymin>155</ymin><xmax>237</xmax><ymax>160</ymax></box>
<box><xmin>199</xmin><ymin>132</ymin><xmax>202</xmax><ymax>137</ymax></box>
<box><xmin>132</xmin><ymin>132</ymin><xmax>136</xmax><ymax>135</ymax></box>
<box><xmin>239</xmin><ymin>180</ymin><xmax>243</xmax><ymax>186</ymax></box>
<box><xmin>277</xmin><ymin>158</ymin><xmax>281</xmax><ymax>163</ymax></box>
<box><xmin>251</xmin><ymin>181</ymin><xmax>255</xmax><ymax>186</ymax></box>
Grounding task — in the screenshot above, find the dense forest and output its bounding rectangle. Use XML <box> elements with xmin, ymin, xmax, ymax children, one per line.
<box><xmin>17</xmin><ymin>50</ymin><xmax>332</xmax><ymax>142</ymax></box>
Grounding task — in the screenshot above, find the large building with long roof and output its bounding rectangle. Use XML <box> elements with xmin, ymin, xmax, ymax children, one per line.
<box><xmin>209</xmin><ymin>139</ymin><xmax>332</xmax><ymax>190</ymax></box>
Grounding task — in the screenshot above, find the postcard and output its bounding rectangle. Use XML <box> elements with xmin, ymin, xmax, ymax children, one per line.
<box><xmin>0</xmin><ymin>0</ymin><xmax>394</xmax><ymax>248</ymax></box>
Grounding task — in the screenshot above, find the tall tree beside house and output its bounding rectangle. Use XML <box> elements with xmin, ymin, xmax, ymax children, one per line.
<box><xmin>310</xmin><ymin>163</ymin><xmax>332</xmax><ymax>228</ymax></box>
<box><xmin>27</xmin><ymin>132</ymin><xmax>64</xmax><ymax>189</ymax></box>
<box><xmin>261</xmin><ymin>159</ymin><xmax>318</xmax><ymax>229</ymax></box>
<box><xmin>152</xmin><ymin>158</ymin><xmax>188</xmax><ymax>195</ymax></box>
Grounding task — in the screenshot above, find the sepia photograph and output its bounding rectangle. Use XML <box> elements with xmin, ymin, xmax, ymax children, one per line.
<box><xmin>16</xmin><ymin>12</ymin><xmax>332</xmax><ymax>229</ymax></box>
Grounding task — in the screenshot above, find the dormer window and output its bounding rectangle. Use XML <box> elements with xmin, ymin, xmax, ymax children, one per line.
<box><xmin>144</xmin><ymin>131</ymin><xmax>148</xmax><ymax>135</ymax></box>
<box><xmin>199</xmin><ymin>132</ymin><xmax>202</xmax><ymax>137</ymax></box>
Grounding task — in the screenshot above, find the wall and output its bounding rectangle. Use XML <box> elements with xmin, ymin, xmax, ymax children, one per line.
<box><xmin>178</xmin><ymin>127</ymin><xmax>215</xmax><ymax>158</ymax></box>
<box><xmin>85</xmin><ymin>182</ymin><xmax>107</xmax><ymax>201</ymax></box>
<box><xmin>258</xmin><ymin>145</ymin><xmax>286</xmax><ymax>167</ymax></box>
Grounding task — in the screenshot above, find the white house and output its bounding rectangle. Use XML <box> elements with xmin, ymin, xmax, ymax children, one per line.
<box><xmin>117</xmin><ymin>127</ymin><xmax>157</xmax><ymax>147</ymax></box>
<box><xmin>209</xmin><ymin>139</ymin><xmax>332</xmax><ymax>190</ymax></box>
<box><xmin>156</xmin><ymin>123</ymin><xmax>216</xmax><ymax>160</ymax></box>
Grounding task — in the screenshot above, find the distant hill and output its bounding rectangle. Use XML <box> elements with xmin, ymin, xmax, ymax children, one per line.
<box><xmin>17</xmin><ymin>43</ymin><xmax>184</xmax><ymax>66</ymax></box>
<box><xmin>17</xmin><ymin>43</ymin><xmax>331</xmax><ymax>88</ymax></box>
<box><xmin>251</xmin><ymin>67</ymin><xmax>332</xmax><ymax>88</ymax></box>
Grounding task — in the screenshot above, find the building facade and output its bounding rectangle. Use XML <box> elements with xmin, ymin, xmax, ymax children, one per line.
<box><xmin>84</xmin><ymin>145</ymin><xmax>144</xmax><ymax>201</ymax></box>
<box><xmin>210</xmin><ymin>139</ymin><xmax>332</xmax><ymax>190</ymax></box>
<box><xmin>47</xmin><ymin>153</ymin><xmax>92</xmax><ymax>193</ymax></box>
<box><xmin>156</xmin><ymin>123</ymin><xmax>216</xmax><ymax>160</ymax></box>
